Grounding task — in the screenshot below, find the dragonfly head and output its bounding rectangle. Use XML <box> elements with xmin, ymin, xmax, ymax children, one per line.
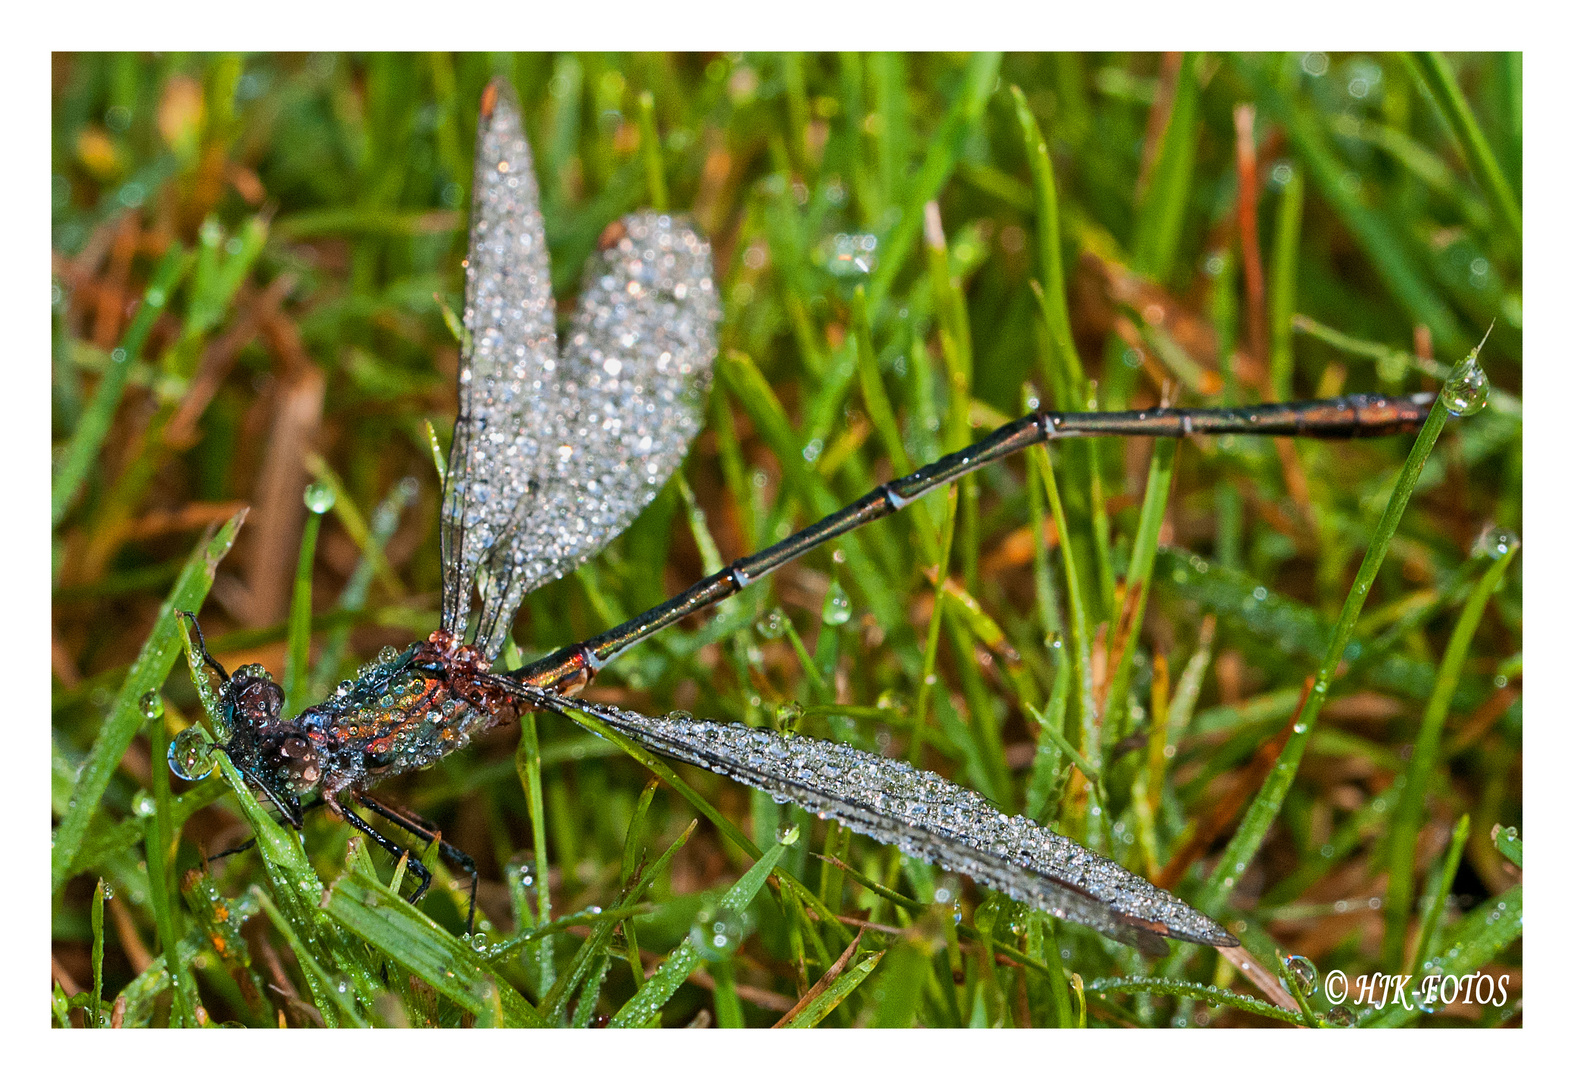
<box><xmin>169</xmin><ymin>642</ymin><xmax>324</xmax><ymax>810</ymax></box>
<box><xmin>210</xmin><ymin>664</ymin><xmax>324</xmax><ymax>801</ymax></box>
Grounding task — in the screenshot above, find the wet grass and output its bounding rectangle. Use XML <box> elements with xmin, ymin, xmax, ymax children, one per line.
<box><xmin>51</xmin><ymin>51</ymin><xmax>1520</xmax><ymax>1028</ymax></box>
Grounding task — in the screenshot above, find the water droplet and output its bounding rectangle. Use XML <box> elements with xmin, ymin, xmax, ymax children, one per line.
<box><xmin>774</xmin><ymin>701</ymin><xmax>804</xmax><ymax>734</ymax></box>
<box><xmin>168</xmin><ymin>725</ymin><xmax>217</xmax><ymax>781</ymax></box>
<box><xmin>507</xmin><ymin>859</ymin><xmax>536</xmax><ymax>889</ymax></box>
<box><xmin>754</xmin><ymin>608</ymin><xmax>788</xmax><ymax>640</ymax></box>
<box><xmin>303</xmin><ymin>481</ymin><xmax>337</xmax><ymax>514</ymax></box>
<box><xmin>139</xmin><ymin>690</ymin><xmax>164</xmax><ymax>720</ymax></box>
<box><xmin>1474</xmin><ymin>526</ymin><xmax>1518</xmax><ymax>560</ymax></box>
<box><xmin>1441</xmin><ymin>333</ymin><xmax>1493</xmax><ymax>416</ymax></box>
<box><xmin>775</xmin><ymin>824</ymin><xmax>801</xmax><ymax>847</ymax></box>
<box><xmin>819</xmin><ymin>232</ymin><xmax>879</xmax><ymax>278</ymax></box>
<box><xmin>101</xmin><ymin>882</ymin><xmax>116</xmax><ymax>900</ymax></box>
<box><xmin>689</xmin><ymin>905</ymin><xmax>751</xmax><ymax>961</ymax></box>
<box><xmin>822</xmin><ymin>582</ymin><xmax>852</xmax><ymax>626</ymax></box>
<box><xmin>1324</xmin><ymin>1005</ymin><xmax>1356</xmax><ymax>1028</ymax></box>
<box><xmin>1284</xmin><ymin>955</ymin><xmax>1318</xmax><ymax>994</ymax></box>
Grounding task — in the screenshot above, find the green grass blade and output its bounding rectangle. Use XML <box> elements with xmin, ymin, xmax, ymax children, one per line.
<box><xmin>51</xmin><ymin>245</ymin><xmax>190</xmax><ymax>528</ymax></box>
<box><xmin>1196</xmin><ymin>343</ymin><xmax>1482</xmax><ymax>915</ymax></box>
<box><xmin>909</xmin><ymin>486</ymin><xmax>957</xmax><ymax>767</ymax></box>
<box><xmin>513</xmin><ymin>711</ymin><xmax>555</xmax><ymax>991</ymax></box>
<box><xmin>311</xmin><ymin>475</ymin><xmax>416</xmax><ymax>692</ymax></box>
<box><xmin>1101</xmin><ymin>437</ymin><xmax>1177</xmax><ymax>742</ymax></box>
<box><xmin>143</xmin><ymin>693</ymin><xmax>196</xmax><ymax>1027</ymax></box>
<box><xmin>51</xmin><ymin>509</ymin><xmax>244</xmax><ymax>893</ymax></box>
<box><xmin>254</xmin><ymin>887</ymin><xmax>368</xmax><ymax>1028</ymax></box>
<box><xmin>1131</xmin><ymin>53</ymin><xmax>1201</xmax><ymax>283</ymax></box>
<box><xmin>1381</xmin><ymin>537</ymin><xmax>1518</xmax><ymax>969</ymax></box>
<box><xmin>540</xmin><ymin>819</ymin><xmax>694</xmax><ymax>1023</ymax></box>
<box><xmin>1366</xmin><ymin>883</ymin><xmax>1520</xmax><ymax>1028</ymax></box>
<box><xmin>1023</xmin><ymin>643</ymin><xmax>1072</xmax><ymax>822</ymax></box>
<box><xmin>1268</xmin><ymin>169</ymin><xmax>1304</xmax><ymax>401</ymax></box>
<box><xmin>283</xmin><ymin>486</ymin><xmax>330</xmax><ymax>716</ymax></box>
<box><xmin>607</xmin><ymin>832</ymin><xmax>791</xmax><ymax>1028</ymax></box>
<box><xmin>784</xmin><ymin>950</ymin><xmax>885</xmax><ymax>1028</ymax></box>
<box><xmin>1087</xmin><ymin>976</ymin><xmax>1303</xmax><ymax>1026</ymax></box>
<box><xmin>1032</xmin><ymin>444</ymin><xmax>1098</xmax><ymax>825</ymax></box>
<box><xmin>1410</xmin><ymin>52</ymin><xmax>1522</xmax><ymax>243</ymax></box>
<box><xmin>90</xmin><ymin>879</ymin><xmax>107</xmax><ymax>1027</ymax></box>
<box><xmin>323</xmin><ymin>863</ymin><xmax>543</xmax><ymax>1027</ymax></box>
<box><xmin>1012</xmin><ymin>87</ymin><xmax>1085</xmax><ymax>409</ymax></box>
<box><xmin>637</xmin><ymin>89</ymin><xmax>668</xmax><ymax>212</ymax></box>
<box><xmin>1409</xmin><ymin>814</ymin><xmax>1470</xmax><ymax>981</ymax></box>
<box><xmin>208</xmin><ymin>752</ymin><xmax>387</xmax><ymax>1013</ymax></box>
<box><xmin>868</xmin><ymin>53</ymin><xmax>1001</xmax><ymax>310</ymax></box>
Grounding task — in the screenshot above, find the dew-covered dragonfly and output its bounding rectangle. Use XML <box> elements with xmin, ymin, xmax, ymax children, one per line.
<box><xmin>171</xmin><ymin>79</ymin><xmax>1436</xmax><ymax>958</ymax></box>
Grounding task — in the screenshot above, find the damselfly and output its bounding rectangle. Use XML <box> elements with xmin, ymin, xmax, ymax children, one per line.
<box><xmin>171</xmin><ymin>79</ymin><xmax>1456</xmax><ymax>960</ymax></box>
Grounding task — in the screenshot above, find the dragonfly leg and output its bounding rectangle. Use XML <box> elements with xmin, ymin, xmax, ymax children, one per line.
<box><xmin>337</xmin><ymin>801</ymin><xmax>433</xmax><ymax>905</ymax></box>
<box><xmin>209</xmin><ymin>837</ymin><xmax>257</xmax><ymax>861</ymax></box>
<box><xmin>207</xmin><ymin>797</ymin><xmax>325</xmax><ymax>863</ymax></box>
<box><xmin>176</xmin><ymin>609</ymin><xmax>229</xmax><ymax>682</ymax></box>
<box><xmin>358</xmin><ymin>793</ymin><xmax>480</xmax><ymax>934</ymax></box>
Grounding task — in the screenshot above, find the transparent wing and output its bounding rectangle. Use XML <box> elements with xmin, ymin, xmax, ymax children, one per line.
<box><xmin>536</xmin><ymin>693</ymin><xmax>1236</xmax><ymax>956</ymax></box>
<box><xmin>440</xmin><ymin>81</ymin><xmax>560</xmax><ymax>644</ymax></box>
<box><xmin>442</xmin><ymin>81</ymin><xmax>719</xmax><ymax>659</ymax></box>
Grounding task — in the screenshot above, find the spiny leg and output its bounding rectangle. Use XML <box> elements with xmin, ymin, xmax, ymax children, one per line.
<box><xmin>359</xmin><ymin>793</ymin><xmax>480</xmax><ymax>934</ymax></box>
<box><xmin>337</xmin><ymin>802</ymin><xmax>433</xmax><ymax>905</ymax></box>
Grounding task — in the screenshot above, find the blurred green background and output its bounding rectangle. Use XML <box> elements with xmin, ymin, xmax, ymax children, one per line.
<box><xmin>51</xmin><ymin>52</ymin><xmax>1520</xmax><ymax>1028</ymax></box>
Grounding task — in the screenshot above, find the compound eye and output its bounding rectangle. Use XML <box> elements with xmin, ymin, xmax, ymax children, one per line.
<box><xmin>228</xmin><ymin>675</ymin><xmax>285</xmax><ymax>730</ymax></box>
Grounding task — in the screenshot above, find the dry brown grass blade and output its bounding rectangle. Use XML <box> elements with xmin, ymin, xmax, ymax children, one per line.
<box><xmin>773</xmin><ymin>927</ymin><xmax>866</xmax><ymax>1027</ymax></box>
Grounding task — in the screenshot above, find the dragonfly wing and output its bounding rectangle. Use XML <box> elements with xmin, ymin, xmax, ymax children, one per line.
<box><xmin>468</xmin><ymin>211</ymin><xmax>718</xmax><ymax>659</ymax></box>
<box><xmin>441</xmin><ymin>80</ymin><xmax>561</xmax><ymax>645</ymax></box>
<box><xmin>442</xmin><ymin>81</ymin><xmax>719</xmax><ymax>659</ymax></box>
<box><xmin>541</xmin><ymin>695</ymin><xmax>1237</xmax><ymax>955</ymax></box>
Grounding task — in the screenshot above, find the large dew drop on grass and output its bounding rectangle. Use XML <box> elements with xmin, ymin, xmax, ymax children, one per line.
<box><xmin>169</xmin><ymin>725</ymin><xmax>217</xmax><ymax>781</ymax></box>
<box><xmin>1441</xmin><ymin>358</ymin><xmax>1489</xmax><ymax>416</ymax></box>
<box><xmin>1441</xmin><ymin>328</ymin><xmax>1494</xmax><ymax>417</ymax></box>
<box><xmin>304</xmin><ymin>480</ymin><xmax>337</xmax><ymax>514</ymax></box>
<box><xmin>1284</xmin><ymin>955</ymin><xmax>1318</xmax><ymax>994</ymax></box>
